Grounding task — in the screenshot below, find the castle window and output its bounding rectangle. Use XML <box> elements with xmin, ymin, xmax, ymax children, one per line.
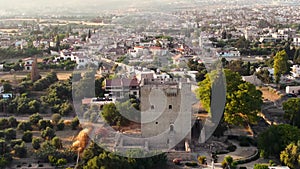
<box><xmin>169</xmin><ymin>105</ymin><xmax>172</xmax><ymax>109</ymax></box>
<box><xmin>170</xmin><ymin>124</ymin><xmax>174</xmax><ymax>131</ymax></box>
<box><xmin>151</xmin><ymin>105</ymin><xmax>154</xmax><ymax>110</ymax></box>
<box><xmin>155</xmin><ymin>122</ymin><xmax>158</xmax><ymax>124</ymax></box>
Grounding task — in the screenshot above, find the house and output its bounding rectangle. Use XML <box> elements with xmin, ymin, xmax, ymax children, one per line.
<box><xmin>268</xmin><ymin>167</ymin><xmax>290</xmax><ymax>169</ymax></box>
<box><xmin>104</xmin><ymin>77</ymin><xmax>139</xmax><ymax>99</ymax></box>
<box><xmin>128</xmin><ymin>46</ymin><xmax>148</xmax><ymax>58</ymax></box>
<box><xmin>136</xmin><ymin>70</ymin><xmax>155</xmax><ymax>82</ymax></box>
<box><xmin>216</xmin><ymin>50</ymin><xmax>240</xmax><ymax>57</ymax></box>
<box><xmin>149</xmin><ymin>46</ymin><xmax>168</xmax><ymax>56</ymax></box>
<box><xmin>82</xmin><ymin>96</ymin><xmax>116</xmax><ymax>106</ymax></box>
<box><xmin>23</xmin><ymin>57</ymin><xmax>34</xmax><ymax>71</ymax></box>
<box><xmin>99</xmin><ymin>66</ymin><xmax>111</xmax><ymax>75</ymax></box>
<box><xmin>291</xmin><ymin>65</ymin><xmax>300</xmax><ymax>78</ymax></box>
<box><xmin>292</xmin><ymin>35</ymin><xmax>300</xmax><ymax>47</ymax></box>
<box><xmin>172</xmin><ymin>54</ymin><xmax>193</xmax><ymax>65</ymax></box>
<box><xmin>286</xmin><ymin>86</ymin><xmax>300</xmax><ymax>95</ymax></box>
<box><xmin>154</xmin><ymin>72</ymin><xmax>170</xmax><ymax>79</ymax></box>
<box><xmin>242</xmin><ymin>75</ymin><xmax>263</xmax><ymax>86</ymax></box>
<box><xmin>0</xmin><ymin>83</ymin><xmax>4</xmax><ymax>93</ymax></box>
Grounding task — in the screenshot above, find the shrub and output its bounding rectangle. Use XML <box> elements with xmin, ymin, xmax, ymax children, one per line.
<box><xmin>0</xmin><ymin>131</ymin><xmax>5</xmax><ymax>138</ymax></box>
<box><xmin>51</xmin><ymin>113</ymin><xmax>61</xmax><ymax>125</ymax></box>
<box><xmin>38</xmin><ymin>120</ymin><xmax>53</xmax><ymax>130</ymax></box>
<box><xmin>13</xmin><ymin>142</ymin><xmax>27</xmax><ymax>158</ymax></box>
<box><xmin>0</xmin><ymin>119</ymin><xmax>9</xmax><ymax>130</ymax></box>
<box><xmin>5</xmin><ymin>128</ymin><xmax>16</xmax><ymax>140</ymax></box>
<box><xmin>254</xmin><ymin>164</ymin><xmax>269</xmax><ymax>169</ymax></box>
<box><xmin>29</xmin><ymin>113</ymin><xmax>43</xmax><ymax>125</ymax></box>
<box><xmin>185</xmin><ymin>162</ymin><xmax>198</xmax><ymax>167</ymax></box>
<box><xmin>227</xmin><ymin>145</ymin><xmax>237</xmax><ymax>152</ymax></box>
<box><xmin>17</xmin><ymin>122</ymin><xmax>32</xmax><ymax>131</ymax></box>
<box><xmin>22</xmin><ymin>131</ymin><xmax>33</xmax><ymax>143</ymax></box>
<box><xmin>269</xmin><ymin>160</ymin><xmax>276</xmax><ymax>166</ymax></box>
<box><xmin>51</xmin><ymin>137</ymin><xmax>62</xmax><ymax>149</ymax></box>
<box><xmin>32</xmin><ymin>138</ymin><xmax>41</xmax><ymax>150</ymax></box>
<box><xmin>238</xmin><ymin>136</ymin><xmax>251</xmax><ymax>147</ymax></box>
<box><xmin>71</xmin><ymin>117</ymin><xmax>80</xmax><ymax>130</ymax></box>
<box><xmin>8</xmin><ymin>116</ymin><xmax>18</xmax><ymax>128</ymax></box>
<box><xmin>56</xmin><ymin>158</ymin><xmax>67</xmax><ymax>166</ymax></box>
<box><xmin>198</xmin><ymin>156</ymin><xmax>206</xmax><ymax>164</ymax></box>
<box><xmin>56</xmin><ymin>120</ymin><xmax>65</xmax><ymax>131</ymax></box>
<box><xmin>10</xmin><ymin>139</ymin><xmax>23</xmax><ymax>147</ymax></box>
<box><xmin>41</xmin><ymin>127</ymin><xmax>56</xmax><ymax>140</ymax></box>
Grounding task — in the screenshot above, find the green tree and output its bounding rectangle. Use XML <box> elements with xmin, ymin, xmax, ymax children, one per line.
<box><xmin>2</xmin><ymin>82</ymin><xmax>12</xmax><ymax>92</ymax></box>
<box><xmin>0</xmin><ymin>119</ymin><xmax>9</xmax><ymax>130</ymax></box>
<box><xmin>29</xmin><ymin>113</ymin><xmax>43</xmax><ymax>125</ymax></box>
<box><xmin>258</xmin><ymin>124</ymin><xmax>300</xmax><ymax>158</ymax></box>
<box><xmin>280</xmin><ymin>142</ymin><xmax>300</xmax><ymax>169</ymax></box>
<box><xmin>13</xmin><ymin>142</ymin><xmax>27</xmax><ymax>158</ymax></box>
<box><xmin>283</xmin><ymin>98</ymin><xmax>300</xmax><ymax>127</ymax></box>
<box><xmin>5</xmin><ymin>128</ymin><xmax>16</xmax><ymax>140</ymax></box>
<box><xmin>32</xmin><ymin>138</ymin><xmax>41</xmax><ymax>150</ymax></box>
<box><xmin>51</xmin><ymin>136</ymin><xmax>63</xmax><ymax>149</ymax></box>
<box><xmin>222</xmin><ymin>155</ymin><xmax>236</xmax><ymax>169</ymax></box>
<box><xmin>22</xmin><ymin>130</ymin><xmax>33</xmax><ymax>143</ymax></box>
<box><xmin>56</xmin><ymin>120</ymin><xmax>65</xmax><ymax>131</ymax></box>
<box><xmin>17</xmin><ymin>121</ymin><xmax>33</xmax><ymax>131</ymax></box>
<box><xmin>294</xmin><ymin>48</ymin><xmax>300</xmax><ymax>64</ymax></box>
<box><xmin>58</xmin><ymin>102</ymin><xmax>73</xmax><ymax>116</ymax></box>
<box><xmin>38</xmin><ymin>120</ymin><xmax>53</xmax><ymax>130</ymax></box>
<box><xmin>102</xmin><ymin>103</ymin><xmax>128</xmax><ymax>126</ymax></box>
<box><xmin>255</xmin><ymin>69</ymin><xmax>272</xmax><ymax>84</ymax></box>
<box><xmin>71</xmin><ymin>117</ymin><xmax>80</xmax><ymax>130</ymax></box>
<box><xmin>274</xmin><ymin>50</ymin><xmax>289</xmax><ymax>84</ymax></box>
<box><xmin>8</xmin><ymin>116</ymin><xmax>18</xmax><ymax>128</ymax></box>
<box><xmin>196</xmin><ymin>69</ymin><xmax>262</xmax><ymax>125</ymax></box>
<box><xmin>81</xmin><ymin>141</ymin><xmax>104</xmax><ymax>163</ymax></box>
<box><xmin>41</xmin><ymin>127</ymin><xmax>56</xmax><ymax>140</ymax></box>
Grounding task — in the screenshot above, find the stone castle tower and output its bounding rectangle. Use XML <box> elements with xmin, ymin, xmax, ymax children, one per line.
<box><xmin>140</xmin><ymin>78</ymin><xmax>193</xmax><ymax>150</ymax></box>
<box><xmin>31</xmin><ymin>56</ymin><xmax>40</xmax><ymax>82</ymax></box>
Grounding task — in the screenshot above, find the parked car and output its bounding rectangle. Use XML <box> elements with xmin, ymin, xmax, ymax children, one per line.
<box><xmin>285</xmin><ymin>93</ymin><xmax>297</xmax><ymax>97</ymax></box>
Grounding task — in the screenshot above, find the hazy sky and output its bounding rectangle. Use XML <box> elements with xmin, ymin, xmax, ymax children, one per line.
<box><xmin>0</xmin><ymin>0</ymin><xmax>285</xmax><ymax>15</ymax></box>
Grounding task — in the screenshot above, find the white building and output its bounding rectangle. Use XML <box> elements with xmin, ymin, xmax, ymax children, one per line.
<box><xmin>22</xmin><ymin>57</ymin><xmax>34</xmax><ymax>71</ymax></box>
<box><xmin>291</xmin><ymin>65</ymin><xmax>300</xmax><ymax>78</ymax></box>
<box><xmin>0</xmin><ymin>83</ymin><xmax>4</xmax><ymax>93</ymax></box>
<box><xmin>217</xmin><ymin>50</ymin><xmax>240</xmax><ymax>57</ymax></box>
<box><xmin>286</xmin><ymin>86</ymin><xmax>300</xmax><ymax>94</ymax></box>
<box><xmin>269</xmin><ymin>166</ymin><xmax>290</xmax><ymax>169</ymax></box>
<box><xmin>292</xmin><ymin>36</ymin><xmax>300</xmax><ymax>47</ymax></box>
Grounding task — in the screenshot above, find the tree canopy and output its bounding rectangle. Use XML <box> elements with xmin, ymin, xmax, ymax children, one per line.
<box><xmin>196</xmin><ymin>69</ymin><xmax>262</xmax><ymax>125</ymax></box>
<box><xmin>258</xmin><ymin>124</ymin><xmax>300</xmax><ymax>158</ymax></box>
<box><xmin>283</xmin><ymin>98</ymin><xmax>300</xmax><ymax>127</ymax></box>
<box><xmin>280</xmin><ymin>141</ymin><xmax>300</xmax><ymax>169</ymax></box>
<box><xmin>273</xmin><ymin>50</ymin><xmax>289</xmax><ymax>84</ymax></box>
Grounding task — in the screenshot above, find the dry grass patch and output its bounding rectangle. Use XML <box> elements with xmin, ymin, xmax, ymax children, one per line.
<box><xmin>258</xmin><ymin>86</ymin><xmax>281</xmax><ymax>102</ymax></box>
